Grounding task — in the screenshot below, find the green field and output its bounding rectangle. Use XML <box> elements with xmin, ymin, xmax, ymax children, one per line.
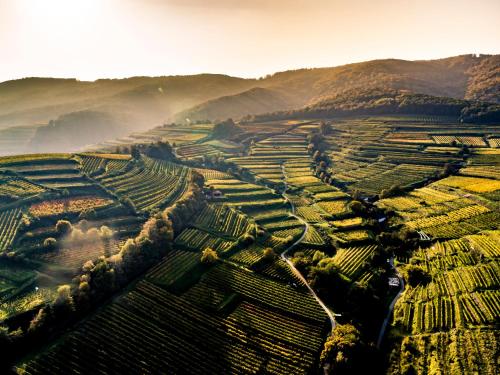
<box><xmin>0</xmin><ymin>115</ymin><xmax>498</xmax><ymax>375</ymax></box>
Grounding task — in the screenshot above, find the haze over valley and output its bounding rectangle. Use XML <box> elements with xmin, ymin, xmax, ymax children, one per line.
<box><xmin>0</xmin><ymin>1</ymin><xmax>499</xmax><ymax>374</ymax></box>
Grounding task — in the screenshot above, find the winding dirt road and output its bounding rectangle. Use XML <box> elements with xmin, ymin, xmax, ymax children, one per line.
<box><xmin>279</xmin><ymin>164</ymin><xmax>337</xmax><ymax>330</ymax></box>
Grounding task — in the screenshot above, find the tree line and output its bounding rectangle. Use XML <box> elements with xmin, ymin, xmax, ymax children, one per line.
<box><xmin>0</xmin><ymin>171</ymin><xmax>206</xmax><ymax>370</ymax></box>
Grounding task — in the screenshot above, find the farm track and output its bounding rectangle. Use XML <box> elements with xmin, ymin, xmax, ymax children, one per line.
<box><xmin>279</xmin><ymin>164</ymin><xmax>337</xmax><ymax>330</ymax></box>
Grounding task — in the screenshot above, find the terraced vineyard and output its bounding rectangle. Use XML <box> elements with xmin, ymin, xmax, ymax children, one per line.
<box><xmin>331</xmin><ymin>245</ymin><xmax>378</xmax><ymax>280</ymax></box>
<box><xmin>195</xmin><ymin>205</ymin><xmax>254</xmax><ymax>237</ymax></box>
<box><xmin>96</xmin><ymin>157</ymin><xmax>191</xmax><ymax>212</ymax></box>
<box><xmin>2</xmin><ymin>115</ymin><xmax>499</xmax><ymax>374</ymax></box>
<box><xmin>0</xmin><ymin>208</ymin><xmax>23</xmax><ymax>251</ymax></box>
<box><xmin>85</xmin><ymin>123</ymin><xmax>213</xmax><ymax>153</ymax></box>
<box><xmin>378</xmin><ymin>174</ymin><xmax>499</xmax><ymax>239</ymax></box>
<box><xmin>384</xmin><ymin>147</ymin><xmax>500</xmax><ymax>375</ymax></box>
<box><xmin>389</xmin><ymin>230</ymin><xmax>500</xmax><ymax>374</ymax></box>
<box><xmin>320</xmin><ymin>117</ymin><xmax>500</xmax><ymax>196</ymax></box>
<box><xmin>0</xmin><ymin>154</ymin><xmax>91</xmax><ymax>189</ymax></box>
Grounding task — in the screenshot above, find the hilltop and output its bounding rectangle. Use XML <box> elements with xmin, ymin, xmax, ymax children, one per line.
<box><xmin>0</xmin><ymin>54</ymin><xmax>498</xmax><ymax>155</ymax></box>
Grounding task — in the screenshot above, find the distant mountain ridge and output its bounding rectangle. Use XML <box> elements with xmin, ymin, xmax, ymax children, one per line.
<box><xmin>0</xmin><ymin>54</ymin><xmax>498</xmax><ymax>154</ymax></box>
<box><xmin>179</xmin><ymin>54</ymin><xmax>500</xmax><ymax>122</ymax></box>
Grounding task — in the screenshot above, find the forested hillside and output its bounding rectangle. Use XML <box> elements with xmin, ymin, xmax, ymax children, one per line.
<box><xmin>1</xmin><ymin>54</ymin><xmax>498</xmax><ymax>155</ymax></box>
<box><xmin>179</xmin><ymin>54</ymin><xmax>500</xmax><ymax>122</ymax></box>
<box><xmin>248</xmin><ymin>89</ymin><xmax>500</xmax><ymax>123</ymax></box>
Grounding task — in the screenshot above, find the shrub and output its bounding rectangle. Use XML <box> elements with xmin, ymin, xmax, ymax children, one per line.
<box><xmin>28</xmin><ymin>308</ymin><xmax>48</xmax><ymax>333</ymax></box>
<box><xmin>262</xmin><ymin>248</ymin><xmax>276</xmax><ymax>262</ymax></box>
<box><xmin>79</xmin><ymin>208</ymin><xmax>96</xmax><ymax>220</ymax></box>
<box><xmin>53</xmin><ymin>284</ymin><xmax>74</xmax><ymax>313</ymax></box>
<box><xmin>43</xmin><ymin>237</ymin><xmax>57</xmax><ymax>250</ymax></box>
<box><xmin>320</xmin><ymin>324</ymin><xmax>374</xmax><ymax>374</ymax></box>
<box><xmin>55</xmin><ymin>220</ymin><xmax>72</xmax><ymax>235</ymax></box>
<box><xmin>349</xmin><ymin>200</ymin><xmax>365</xmax><ymax>214</ymax></box>
<box><xmin>201</xmin><ymin>248</ymin><xmax>218</xmax><ymax>264</ymax></box>
<box><xmin>405</xmin><ymin>265</ymin><xmax>431</xmax><ymax>287</ymax></box>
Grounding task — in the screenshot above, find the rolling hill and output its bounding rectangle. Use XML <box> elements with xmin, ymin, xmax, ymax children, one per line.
<box><xmin>178</xmin><ymin>54</ymin><xmax>500</xmax><ymax>122</ymax></box>
<box><xmin>0</xmin><ymin>54</ymin><xmax>498</xmax><ymax>155</ymax></box>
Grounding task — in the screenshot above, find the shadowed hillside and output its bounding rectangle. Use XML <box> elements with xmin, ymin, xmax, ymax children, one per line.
<box><xmin>247</xmin><ymin>88</ymin><xmax>500</xmax><ymax>123</ymax></box>
<box><xmin>0</xmin><ymin>75</ymin><xmax>257</xmax><ymax>130</ymax></box>
<box><xmin>1</xmin><ymin>54</ymin><xmax>498</xmax><ymax>155</ymax></box>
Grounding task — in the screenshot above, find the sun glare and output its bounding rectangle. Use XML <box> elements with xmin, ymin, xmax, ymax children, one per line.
<box><xmin>18</xmin><ymin>0</ymin><xmax>98</xmax><ymax>19</ymax></box>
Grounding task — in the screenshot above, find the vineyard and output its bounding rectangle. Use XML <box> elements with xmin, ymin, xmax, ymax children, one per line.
<box><xmin>96</xmin><ymin>157</ymin><xmax>191</xmax><ymax>212</ymax></box>
<box><xmin>85</xmin><ymin>123</ymin><xmax>212</xmax><ymax>153</ymax></box>
<box><xmin>19</xmin><ymin>278</ymin><xmax>326</xmax><ymax>374</ymax></box>
<box><xmin>174</xmin><ymin>228</ymin><xmax>234</xmax><ymax>254</ymax></box>
<box><xmin>0</xmin><ymin>155</ymin><xmax>91</xmax><ymax>189</ymax></box>
<box><xmin>28</xmin><ymin>196</ymin><xmax>113</xmax><ymax>217</ymax></box>
<box><xmin>386</xmin><ymin>146</ymin><xmax>499</xmax><ymax>374</ymax></box>
<box><xmin>377</xmin><ymin>173</ymin><xmax>499</xmax><ymax>239</ymax></box>
<box><xmin>0</xmin><ymin>208</ymin><xmax>23</xmax><ymax>251</ymax></box>
<box><xmin>2</xmin><ymin>114</ymin><xmax>499</xmax><ymax>374</ymax></box>
<box><xmin>194</xmin><ymin>205</ymin><xmax>254</xmax><ymax>237</ymax></box>
<box><xmin>330</xmin><ymin>245</ymin><xmax>378</xmax><ymax>280</ymax></box>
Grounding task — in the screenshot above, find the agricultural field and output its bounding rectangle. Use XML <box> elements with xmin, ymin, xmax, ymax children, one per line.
<box><xmin>0</xmin><ymin>208</ymin><xmax>23</xmax><ymax>251</ymax></box>
<box><xmin>378</xmin><ymin>176</ymin><xmax>499</xmax><ymax>240</ymax></box>
<box><xmin>1</xmin><ymin>115</ymin><xmax>499</xmax><ymax>374</ymax></box>
<box><xmin>28</xmin><ymin>196</ymin><xmax>113</xmax><ymax>217</ymax></box>
<box><xmin>85</xmin><ymin>123</ymin><xmax>213</xmax><ymax>153</ymax></box>
<box><xmin>95</xmin><ymin>156</ymin><xmax>191</xmax><ymax>212</ymax></box>
<box><xmin>389</xmin><ymin>230</ymin><xmax>500</xmax><ymax>375</ymax></box>
<box><xmin>0</xmin><ymin>152</ymin><xmax>188</xmax><ymax>322</ymax></box>
<box><xmin>383</xmin><ymin>148</ymin><xmax>500</xmax><ymax>375</ymax></box>
<box><xmin>321</xmin><ymin>118</ymin><xmax>500</xmax><ymax>196</ymax></box>
<box><xmin>227</xmin><ymin>133</ymin><xmax>311</xmax><ymax>184</ymax></box>
<box><xmin>330</xmin><ymin>245</ymin><xmax>378</xmax><ymax>280</ymax></box>
<box><xmin>17</xmin><ymin>189</ymin><xmax>329</xmax><ymax>374</ymax></box>
<box><xmin>0</xmin><ymin>154</ymin><xmax>92</xmax><ymax>189</ymax></box>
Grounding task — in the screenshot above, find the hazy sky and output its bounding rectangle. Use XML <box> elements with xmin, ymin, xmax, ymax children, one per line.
<box><xmin>0</xmin><ymin>0</ymin><xmax>499</xmax><ymax>82</ymax></box>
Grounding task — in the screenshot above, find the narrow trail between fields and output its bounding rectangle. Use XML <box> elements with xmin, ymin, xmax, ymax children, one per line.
<box><xmin>279</xmin><ymin>164</ymin><xmax>337</xmax><ymax>330</ymax></box>
<box><xmin>376</xmin><ymin>257</ymin><xmax>405</xmax><ymax>348</ymax></box>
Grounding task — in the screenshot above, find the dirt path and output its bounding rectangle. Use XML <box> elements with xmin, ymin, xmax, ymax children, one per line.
<box><xmin>279</xmin><ymin>164</ymin><xmax>337</xmax><ymax>330</ymax></box>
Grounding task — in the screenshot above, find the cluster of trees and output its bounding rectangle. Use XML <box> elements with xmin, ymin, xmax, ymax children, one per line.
<box><xmin>129</xmin><ymin>140</ymin><xmax>175</xmax><ymax>161</ymax></box>
<box><xmin>321</xmin><ymin>324</ymin><xmax>380</xmax><ymax>375</ymax></box>
<box><xmin>247</xmin><ymin>88</ymin><xmax>500</xmax><ymax>124</ymax></box>
<box><xmin>291</xmin><ymin>246</ymin><xmax>389</xmax><ymax>331</ymax></box>
<box><xmin>42</xmin><ymin>220</ymin><xmax>114</xmax><ymax>253</ymax></box>
<box><xmin>0</xmin><ymin>171</ymin><xmax>207</xmax><ymax>367</ymax></box>
<box><xmin>211</xmin><ymin>118</ymin><xmax>243</xmax><ymax>139</ymax></box>
<box><xmin>404</xmin><ymin>264</ymin><xmax>431</xmax><ymax>287</ymax></box>
<box><xmin>379</xmin><ymin>185</ymin><xmax>404</xmax><ymax>199</ymax></box>
<box><xmin>307</xmin><ymin>131</ymin><xmax>336</xmax><ymax>184</ymax></box>
<box><xmin>461</xmin><ymin>102</ymin><xmax>500</xmax><ymax>123</ymax></box>
<box><xmin>376</xmin><ymin>227</ymin><xmax>420</xmax><ymax>258</ymax></box>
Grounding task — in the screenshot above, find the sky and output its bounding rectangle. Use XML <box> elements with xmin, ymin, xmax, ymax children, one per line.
<box><xmin>0</xmin><ymin>0</ymin><xmax>499</xmax><ymax>82</ymax></box>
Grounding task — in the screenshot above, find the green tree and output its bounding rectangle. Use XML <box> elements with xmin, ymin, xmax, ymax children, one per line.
<box><xmin>349</xmin><ymin>200</ymin><xmax>365</xmax><ymax>214</ymax></box>
<box><xmin>55</xmin><ymin>220</ymin><xmax>72</xmax><ymax>235</ymax></box>
<box><xmin>43</xmin><ymin>237</ymin><xmax>57</xmax><ymax>250</ymax></box>
<box><xmin>130</xmin><ymin>145</ymin><xmax>141</xmax><ymax>160</ymax></box>
<box><xmin>262</xmin><ymin>248</ymin><xmax>276</xmax><ymax>262</ymax></box>
<box><xmin>405</xmin><ymin>265</ymin><xmax>430</xmax><ymax>287</ymax></box>
<box><xmin>321</xmin><ymin>324</ymin><xmax>367</xmax><ymax>374</ymax></box>
<box><xmin>201</xmin><ymin>248</ymin><xmax>218</xmax><ymax>264</ymax></box>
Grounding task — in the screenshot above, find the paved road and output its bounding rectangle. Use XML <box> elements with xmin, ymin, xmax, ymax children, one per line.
<box><xmin>376</xmin><ymin>257</ymin><xmax>405</xmax><ymax>348</ymax></box>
